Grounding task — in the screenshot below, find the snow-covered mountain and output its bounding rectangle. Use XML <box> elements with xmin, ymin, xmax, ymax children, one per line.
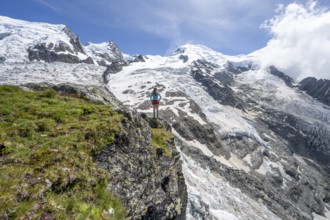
<box><xmin>1</xmin><ymin>16</ymin><xmax>330</xmax><ymax>220</ymax></box>
<box><xmin>0</xmin><ymin>16</ymin><xmax>125</xmax><ymax>66</ymax></box>
<box><xmin>107</xmin><ymin>45</ymin><xmax>330</xmax><ymax>220</ymax></box>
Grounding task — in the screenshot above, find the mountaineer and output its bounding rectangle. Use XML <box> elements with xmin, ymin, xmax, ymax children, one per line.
<box><xmin>150</xmin><ymin>87</ymin><xmax>162</xmax><ymax>118</ymax></box>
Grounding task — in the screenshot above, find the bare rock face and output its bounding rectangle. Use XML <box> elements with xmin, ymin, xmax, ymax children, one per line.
<box><xmin>85</xmin><ymin>41</ymin><xmax>128</xmax><ymax>67</ymax></box>
<box><xmin>299</xmin><ymin>77</ymin><xmax>330</xmax><ymax>106</ymax></box>
<box><xmin>102</xmin><ymin>61</ymin><xmax>124</xmax><ymax>84</ymax></box>
<box><xmin>191</xmin><ymin>59</ymin><xmax>246</xmax><ymax>111</ymax></box>
<box><xmin>27</xmin><ymin>27</ymin><xmax>93</xmax><ymax>64</ymax></box>
<box><xmin>269</xmin><ymin>66</ymin><xmax>294</xmax><ymax>87</ymax></box>
<box><xmin>28</xmin><ymin>42</ymin><xmax>94</xmax><ymax>64</ymax></box>
<box><xmin>97</xmin><ymin>115</ymin><xmax>187</xmax><ymax>220</ymax></box>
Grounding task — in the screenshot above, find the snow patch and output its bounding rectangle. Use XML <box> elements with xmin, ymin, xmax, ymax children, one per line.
<box><xmin>313</xmin><ymin>206</ymin><xmax>330</xmax><ymax>220</ymax></box>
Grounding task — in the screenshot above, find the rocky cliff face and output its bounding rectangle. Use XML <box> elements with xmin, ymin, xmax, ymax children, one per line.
<box><xmin>299</xmin><ymin>77</ymin><xmax>330</xmax><ymax>106</ymax></box>
<box><xmin>97</xmin><ymin>116</ymin><xmax>187</xmax><ymax>220</ymax></box>
<box><xmin>85</xmin><ymin>41</ymin><xmax>127</xmax><ymax>67</ymax></box>
<box><xmin>191</xmin><ymin>59</ymin><xmax>245</xmax><ymax>111</ymax></box>
<box><xmin>27</xmin><ymin>42</ymin><xmax>94</xmax><ymax>64</ymax></box>
<box><xmin>27</xmin><ymin>27</ymin><xmax>94</xmax><ymax>64</ymax></box>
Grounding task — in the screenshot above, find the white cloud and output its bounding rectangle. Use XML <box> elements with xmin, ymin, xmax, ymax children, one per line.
<box><xmin>258</xmin><ymin>0</ymin><xmax>330</xmax><ymax>80</ymax></box>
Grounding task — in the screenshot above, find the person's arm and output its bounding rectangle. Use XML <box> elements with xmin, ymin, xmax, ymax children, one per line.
<box><xmin>158</xmin><ymin>93</ymin><xmax>162</xmax><ymax>100</ymax></box>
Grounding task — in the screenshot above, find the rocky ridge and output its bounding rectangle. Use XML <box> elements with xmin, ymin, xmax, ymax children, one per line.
<box><xmin>97</xmin><ymin>116</ymin><xmax>187</xmax><ymax>220</ymax></box>
<box><xmin>299</xmin><ymin>77</ymin><xmax>330</xmax><ymax>106</ymax></box>
<box><xmin>0</xmin><ymin>16</ymin><xmax>127</xmax><ymax>67</ymax></box>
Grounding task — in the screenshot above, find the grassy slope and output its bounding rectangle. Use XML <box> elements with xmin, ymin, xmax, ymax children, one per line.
<box><xmin>151</xmin><ymin>128</ymin><xmax>173</xmax><ymax>157</ymax></box>
<box><xmin>0</xmin><ymin>85</ymin><xmax>126</xmax><ymax>219</ymax></box>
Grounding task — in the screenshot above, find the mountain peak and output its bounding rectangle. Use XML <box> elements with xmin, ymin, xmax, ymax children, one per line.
<box><xmin>0</xmin><ymin>16</ymin><xmax>84</xmax><ymax>63</ymax></box>
<box><xmin>171</xmin><ymin>43</ymin><xmax>252</xmax><ymax>66</ymax></box>
<box><xmin>84</xmin><ymin>41</ymin><xmax>126</xmax><ymax>66</ymax></box>
<box><xmin>173</xmin><ymin>43</ymin><xmax>224</xmax><ymax>57</ymax></box>
<box><xmin>0</xmin><ymin>16</ymin><xmax>127</xmax><ymax>66</ymax></box>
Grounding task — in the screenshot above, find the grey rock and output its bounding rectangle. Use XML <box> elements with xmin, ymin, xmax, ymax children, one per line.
<box><xmin>103</xmin><ymin>61</ymin><xmax>124</xmax><ymax>83</ymax></box>
<box><xmin>170</xmin><ymin>115</ymin><xmax>230</xmax><ymax>159</ymax></box>
<box><xmin>225</xmin><ymin>61</ymin><xmax>252</xmax><ymax>74</ymax></box>
<box><xmin>299</xmin><ymin>77</ymin><xmax>330</xmax><ymax>106</ymax></box>
<box><xmin>269</xmin><ymin>66</ymin><xmax>294</xmax><ymax>87</ymax></box>
<box><xmin>28</xmin><ymin>43</ymin><xmax>93</xmax><ymax>64</ymax></box>
<box><xmin>27</xmin><ymin>26</ymin><xmax>94</xmax><ymax>64</ymax></box>
<box><xmin>97</xmin><ymin>113</ymin><xmax>187</xmax><ymax>220</ymax></box>
<box><xmin>258</xmin><ymin>108</ymin><xmax>330</xmax><ymax>174</ymax></box>
<box><xmin>191</xmin><ymin>59</ymin><xmax>246</xmax><ymax>111</ymax></box>
<box><xmin>62</xmin><ymin>27</ymin><xmax>85</xmax><ymax>54</ymax></box>
<box><xmin>213</xmin><ymin>71</ymin><xmax>234</xmax><ymax>85</ymax></box>
<box><xmin>179</xmin><ymin>55</ymin><xmax>188</xmax><ymax>63</ymax></box>
<box><xmin>87</xmin><ymin>41</ymin><xmax>127</xmax><ymax>67</ymax></box>
<box><xmin>130</xmin><ymin>55</ymin><xmax>146</xmax><ymax>63</ymax></box>
<box><xmin>180</xmin><ymin>144</ymin><xmax>317</xmax><ymax>220</ymax></box>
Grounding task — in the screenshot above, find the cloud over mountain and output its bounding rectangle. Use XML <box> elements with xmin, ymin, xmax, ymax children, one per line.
<box><xmin>259</xmin><ymin>1</ymin><xmax>330</xmax><ymax>80</ymax></box>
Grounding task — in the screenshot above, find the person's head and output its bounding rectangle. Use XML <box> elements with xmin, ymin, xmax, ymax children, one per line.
<box><xmin>153</xmin><ymin>87</ymin><xmax>158</xmax><ymax>93</ymax></box>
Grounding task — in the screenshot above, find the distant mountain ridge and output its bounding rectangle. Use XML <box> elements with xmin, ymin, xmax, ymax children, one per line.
<box><xmin>0</xmin><ymin>16</ymin><xmax>126</xmax><ymax>67</ymax></box>
<box><xmin>299</xmin><ymin>77</ymin><xmax>330</xmax><ymax>106</ymax></box>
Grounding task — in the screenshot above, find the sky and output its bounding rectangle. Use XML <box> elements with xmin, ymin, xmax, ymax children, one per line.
<box><xmin>1</xmin><ymin>0</ymin><xmax>330</xmax><ymax>80</ymax></box>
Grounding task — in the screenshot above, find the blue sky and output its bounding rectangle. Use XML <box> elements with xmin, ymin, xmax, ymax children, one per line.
<box><xmin>1</xmin><ymin>0</ymin><xmax>330</xmax><ymax>61</ymax></box>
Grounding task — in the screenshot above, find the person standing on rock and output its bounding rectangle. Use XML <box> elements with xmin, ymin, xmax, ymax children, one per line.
<box><xmin>150</xmin><ymin>87</ymin><xmax>162</xmax><ymax>118</ymax></box>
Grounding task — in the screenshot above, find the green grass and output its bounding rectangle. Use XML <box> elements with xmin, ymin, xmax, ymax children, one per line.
<box><xmin>0</xmin><ymin>85</ymin><xmax>126</xmax><ymax>219</ymax></box>
<box><xmin>151</xmin><ymin>128</ymin><xmax>173</xmax><ymax>157</ymax></box>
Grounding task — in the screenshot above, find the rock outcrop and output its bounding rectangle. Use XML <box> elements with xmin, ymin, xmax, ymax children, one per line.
<box><xmin>191</xmin><ymin>59</ymin><xmax>245</xmax><ymax>111</ymax></box>
<box><xmin>27</xmin><ymin>27</ymin><xmax>94</xmax><ymax>64</ymax></box>
<box><xmin>97</xmin><ymin>116</ymin><xmax>187</xmax><ymax>220</ymax></box>
<box><xmin>102</xmin><ymin>61</ymin><xmax>125</xmax><ymax>84</ymax></box>
<box><xmin>84</xmin><ymin>41</ymin><xmax>127</xmax><ymax>67</ymax></box>
<box><xmin>269</xmin><ymin>65</ymin><xmax>294</xmax><ymax>87</ymax></box>
<box><xmin>299</xmin><ymin>77</ymin><xmax>330</xmax><ymax>106</ymax></box>
<box><xmin>28</xmin><ymin>42</ymin><xmax>94</xmax><ymax>64</ymax></box>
